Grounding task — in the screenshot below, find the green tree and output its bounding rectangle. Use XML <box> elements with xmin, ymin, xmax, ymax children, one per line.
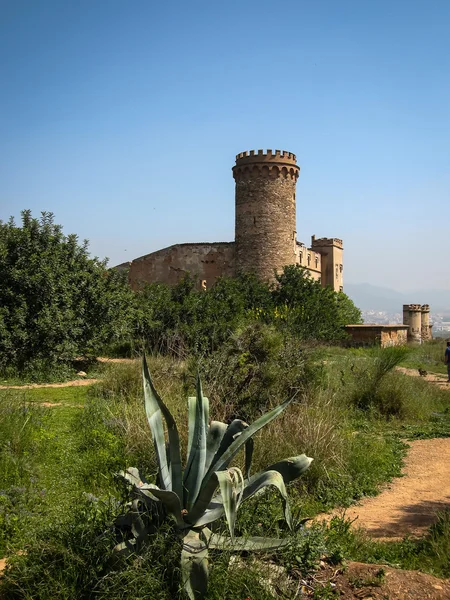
<box><xmin>0</xmin><ymin>210</ymin><xmax>133</xmax><ymax>372</ymax></box>
<box><xmin>272</xmin><ymin>265</ymin><xmax>361</xmax><ymax>341</ymax></box>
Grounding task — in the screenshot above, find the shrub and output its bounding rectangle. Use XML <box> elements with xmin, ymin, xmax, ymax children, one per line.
<box><xmin>350</xmin><ymin>346</ymin><xmax>411</xmax><ymax>414</ymax></box>
<box><xmin>0</xmin><ymin>211</ymin><xmax>134</xmax><ymax>373</ymax></box>
<box><xmin>195</xmin><ymin>323</ymin><xmax>323</xmax><ymax>422</ymax></box>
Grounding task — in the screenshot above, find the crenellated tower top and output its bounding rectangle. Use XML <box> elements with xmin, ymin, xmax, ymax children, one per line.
<box><xmin>233</xmin><ymin>149</ymin><xmax>300</xmax><ymax>181</ymax></box>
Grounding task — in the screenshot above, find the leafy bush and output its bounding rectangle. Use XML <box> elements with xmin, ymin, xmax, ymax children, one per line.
<box><xmin>191</xmin><ymin>323</ymin><xmax>324</xmax><ymax>422</ymax></box>
<box><xmin>126</xmin><ymin>266</ymin><xmax>361</xmax><ymax>358</ymax></box>
<box><xmin>0</xmin><ymin>211</ymin><xmax>133</xmax><ymax>373</ymax></box>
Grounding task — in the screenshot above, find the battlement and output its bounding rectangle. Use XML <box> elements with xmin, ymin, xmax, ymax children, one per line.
<box><xmin>233</xmin><ymin>149</ymin><xmax>299</xmax><ymax>181</ymax></box>
<box><xmin>310</xmin><ymin>236</ymin><xmax>343</xmax><ymax>249</ymax></box>
<box><xmin>421</xmin><ymin>304</ymin><xmax>430</xmax><ymax>312</ymax></box>
<box><xmin>403</xmin><ymin>304</ymin><xmax>422</xmax><ymax>312</ymax></box>
<box><xmin>235</xmin><ymin>149</ymin><xmax>297</xmax><ymax>164</ymax></box>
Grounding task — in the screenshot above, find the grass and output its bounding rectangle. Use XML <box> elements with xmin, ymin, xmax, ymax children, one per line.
<box><xmin>400</xmin><ymin>339</ymin><xmax>449</xmax><ymax>376</ymax></box>
<box><xmin>1</xmin><ymin>341</ymin><xmax>450</xmax><ymax>597</ymax></box>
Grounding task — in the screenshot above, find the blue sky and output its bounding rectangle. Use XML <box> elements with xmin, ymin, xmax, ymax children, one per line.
<box><xmin>1</xmin><ymin>0</ymin><xmax>449</xmax><ymax>292</ymax></box>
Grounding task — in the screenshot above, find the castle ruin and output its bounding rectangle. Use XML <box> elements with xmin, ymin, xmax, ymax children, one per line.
<box><xmin>116</xmin><ymin>150</ymin><xmax>344</xmax><ymax>291</ymax></box>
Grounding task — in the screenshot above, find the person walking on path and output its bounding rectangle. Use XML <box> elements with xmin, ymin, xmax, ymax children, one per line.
<box><xmin>446</xmin><ymin>341</ymin><xmax>450</xmax><ymax>382</ymax></box>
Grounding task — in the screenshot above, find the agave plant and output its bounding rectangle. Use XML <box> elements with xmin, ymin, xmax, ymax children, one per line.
<box><xmin>115</xmin><ymin>356</ymin><xmax>313</xmax><ymax>599</ymax></box>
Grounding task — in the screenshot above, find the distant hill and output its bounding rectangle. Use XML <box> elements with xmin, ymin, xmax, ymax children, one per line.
<box><xmin>344</xmin><ymin>283</ymin><xmax>450</xmax><ymax>314</ymax></box>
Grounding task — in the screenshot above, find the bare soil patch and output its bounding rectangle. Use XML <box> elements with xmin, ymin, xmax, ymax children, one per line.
<box><xmin>0</xmin><ymin>378</ymin><xmax>99</xmax><ymax>390</ymax></box>
<box><xmin>396</xmin><ymin>367</ymin><xmax>450</xmax><ymax>389</ymax></box>
<box><xmin>309</xmin><ymin>561</ymin><xmax>450</xmax><ymax>599</ymax></box>
<box><xmin>97</xmin><ymin>357</ymin><xmax>137</xmax><ymax>364</ymax></box>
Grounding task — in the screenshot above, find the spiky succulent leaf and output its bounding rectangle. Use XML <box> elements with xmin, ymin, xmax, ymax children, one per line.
<box><xmin>208</xmin><ymin>419</ymin><xmax>247</xmax><ymax>472</ymax></box>
<box><xmin>181</xmin><ymin>530</ymin><xmax>209</xmax><ymax>600</ymax></box>
<box><xmin>193</xmin><ymin>469</ymin><xmax>295</xmax><ymax>530</ymax></box>
<box><xmin>129</xmin><ymin>499</ymin><xmax>149</xmax><ymax>548</ymax></box>
<box><xmin>117</xmin><ymin>467</ymin><xmax>147</xmax><ymax>487</ymax></box>
<box><xmin>140</xmin><ymin>485</ymin><xmax>184</xmax><ymax>527</ymax></box>
<box><xmin>244</xmin><ymin>437</ymin><xmax>254</xmax><ymax>480</ymax></box>
<box><xmin>260</xmin><ymin>455</ymin><xmax>313</xmax><ymax>485</ymax></box>
<box><xmin>183</xmin><ymin>374</ymin><xmax>209</xmax><ymax>509</ymax></box>
<box><xmin>113</xmin><ymin>539</ymin><xmax>137</xmax><ymax>556</ymax></box>
<box><xmin>190</xmin><ymin>501</ymin><xmax>223</xmax><ymax>528</ymax></box>
<box><xmin>203</xmin><ymin>528</ymin><xmax>291</xmax><ymax>551</ymax></box>
<box><xmin>203</xmin><ymin>397</ymin><xmax>294</xmax><ymax>484</ymax></box>
<box><xmin>215</xmin><ymin>469</ymin><xmax>244</xmax><ymax>541</ymax></box>
<box><xmin>204</xmin><ymin>421</ymin><xmax>227</xmax><ymax>474</ymax></box>
<box><xmin>143</xmin><ymin>356</ymin><xmax>183</xmax><ymax>497</ymax></box>
<box><xmin>242</xmin><ymin>469</ymin><xmax>293</xmax><ymax>530</ymax></box>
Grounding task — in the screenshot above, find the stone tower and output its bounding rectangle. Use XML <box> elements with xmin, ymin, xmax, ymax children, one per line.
<box><xmin>232</xmin><ymin>149</ymin><xmax>300</xmax><ymax>281</ymax></box>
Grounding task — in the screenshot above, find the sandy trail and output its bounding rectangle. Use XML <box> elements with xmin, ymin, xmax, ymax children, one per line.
<box><xmin>396</xmin><ymin>366</ymin><xmax>450</xmax><ymax>389</ymax></box>
<box><xmin>318</xmin><ymin>437</ymin><xmax>450</xmax><ymax>540</ymax></box>
<box><xmin>0</xmin><ymin>378</ymin><xmax>99</xmax><ymax>390</ymax></box>
<box><xmin>0</xmin><ymin>357</ymin><xmax>136</xmax><ymax>390</ymax></box>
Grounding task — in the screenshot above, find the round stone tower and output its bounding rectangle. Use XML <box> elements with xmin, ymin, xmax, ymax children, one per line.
<box><xmin>232</xmin><ymin>149</ymin><xmax>300</xmax><ymax>281</ymax></box>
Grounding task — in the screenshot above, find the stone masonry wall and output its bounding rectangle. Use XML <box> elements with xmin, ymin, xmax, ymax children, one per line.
<box><xmin>345</xmin><ymin>325</ymin><xmax>409</xmax><ymax>347</ymax></box>
<box><xmin>127</xmin><ymin>242</ymin><xmax>235</xmax><ymax>290</ymax></box>
<box><xmin>233</xmin><ymin>150</ymin><xmax>299</xmax><ymax>281</ymax></box>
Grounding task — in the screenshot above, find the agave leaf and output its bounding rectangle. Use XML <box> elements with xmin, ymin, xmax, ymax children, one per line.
<box><xmin>204</xmin><ymin>421</ymin><xmax>227</xmax><ymax>474</ymax></box>
<box><xmin>143</xmin><ymin>356</ymin><xmax>182</xmax><ymax>498</ymax></box>
<box><xmin>242</xmin><ymin>469</ymin><xmax>293</xmax><ymax>530</ymax></box>
<box><xmin>244</xmin><ymin>437</ymin><xmax>254</xmax><ymax>480</ymax></box>
<box><xmin>186</xmin><ymin>397</ymin><xmax>196</xmax><ymax>459</ymax></box>
<box><xmin>215</xmin><ymin>470</ymin><xmax>241</xmax><ymax>541</ymax></box>
<box><xmin>185</xmin><ymin>473</ymin><xmax>220</xmax><ymax>526</ymax></box>
<box><xmin>113</xmin><ymin>539</ymin><xmax>137</xmax><ymax>556</ymax></box>
<box><xmin>181</xmin><ymin>530</ymin><xmax>209</xmax><ymax>600</ymax></box>
<box><xmin>204</xmin><ymin>398</ymin><xmax>294</xmax><ymax>484</ymax></box>
<box><xmin>194</xmin><ymin>470</ymin><xmax>294</xmax><ymax>530</ymax></box>
<box><xmin>191</xmin><ymin>501</ymin><xmax>224</xmax><ymax>528</ymax></box>
<box><xmin>260</xmin><ymin>455</ymin><xmax>313</xmax><ymax>485</ymax></box>
<box><xmin>130</xmin><ymin>499</ymin><xmax>149</xmax><ymax>546</ymax></box>
<box><xmin>183</xmin><ymin>374</ymin><xmax>209</xmax><ymax>509</ymax></box>
<box><xmin>203</xmin><ymin>528</ymin><xmax>291</xmax><ymax>551</ymax></box>
<box><xmin>208</xmin><ymin>419</ymin><xmax>248</xmax><ymax>472</ymax></box>
<box><xmin>140</xmin><ymin>485</ymin><xmax>184</xmax><ymax>527</ymax></box>
<box><xmin>117</xmin><ymin>467</ymin><xmax>147</xmax><ymax>487</ymax></box>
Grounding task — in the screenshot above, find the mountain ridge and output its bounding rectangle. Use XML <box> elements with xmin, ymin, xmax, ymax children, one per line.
<box><xmin>344</xmin><ymin>283</ymin><xmax>450</xmax><ymax>313</ymax></box>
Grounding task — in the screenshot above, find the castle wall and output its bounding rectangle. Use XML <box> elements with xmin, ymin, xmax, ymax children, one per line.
<box><xmin>127</xmin><ymin>242</ymin><xmax>235</xmax><ymax>290</ymax></box>
<box><xmin>296</xmin><ymin>243</ymin><xmax>322</xmax><ymax>281</ymax></box>
<box><xmin>345</xmin><ymin>325</ymin><xmax>408</xmax><ymax>347</ymax></box>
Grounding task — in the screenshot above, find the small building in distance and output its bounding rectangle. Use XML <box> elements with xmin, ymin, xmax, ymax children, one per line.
<box><xmin>115</xmin><ymin>149</ymin><xmax>344</xmax><ymax>291</ymax></box>
<box><xmin>345</xmin><ymin>304</ymin><xmax>433</xmax><ymax>347</ymax></box>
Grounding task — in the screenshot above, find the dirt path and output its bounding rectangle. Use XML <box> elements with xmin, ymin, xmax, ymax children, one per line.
<box><xmin>0</xmin><ymin>357</ymin><xmax>136</xmax><ymax>390</ymax></box>
<box><xmin>318</xmin><ymin>437</ymin><xmax>450</xmax><ymax>540</ymax></box>
<box><xmin>0</xmin><ymin>378</ymin><xmax>99</xmax><ymax>390</ymax></box>
<box><xmin>396</xmin><ymin>366</ymin><xmax>450</xmax><ymax>389</ymax></box>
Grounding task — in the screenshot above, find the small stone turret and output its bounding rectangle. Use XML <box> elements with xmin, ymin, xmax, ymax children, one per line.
<box><xmin>233</xmin><ymin>149</ymin><xmax>300</xmax><ymax>281</ymax></box>
<box><xmin>421</xmin><ymin>304</ymin><xmax>432</xmax><ymax>341</ymax></box>
<box><xmin>403</xmin><ymin>304</ymin><xmax>433</xmax><ymax>343</ymax></box>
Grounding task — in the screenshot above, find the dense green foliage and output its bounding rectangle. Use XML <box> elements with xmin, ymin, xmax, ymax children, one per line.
<box><xmin>126</xmin><ymin>265</ymin><xmax>362</xmax><ymax>357</ymax></box>
<box><xmin>0</xmin><ymin>211</ymin><xmax>133</xmax><ymax>375</ymax></box>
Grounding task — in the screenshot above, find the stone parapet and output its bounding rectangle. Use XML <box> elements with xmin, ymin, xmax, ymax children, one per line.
<box><xmin>233</xmin><ymin>149</ymin><xmax>299</xmax><ymax>181</ymax></box>
<box><xmin>311</xmin><ymin>236</ymin><xmax>343</xmax><ymax>249</ymax></box>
